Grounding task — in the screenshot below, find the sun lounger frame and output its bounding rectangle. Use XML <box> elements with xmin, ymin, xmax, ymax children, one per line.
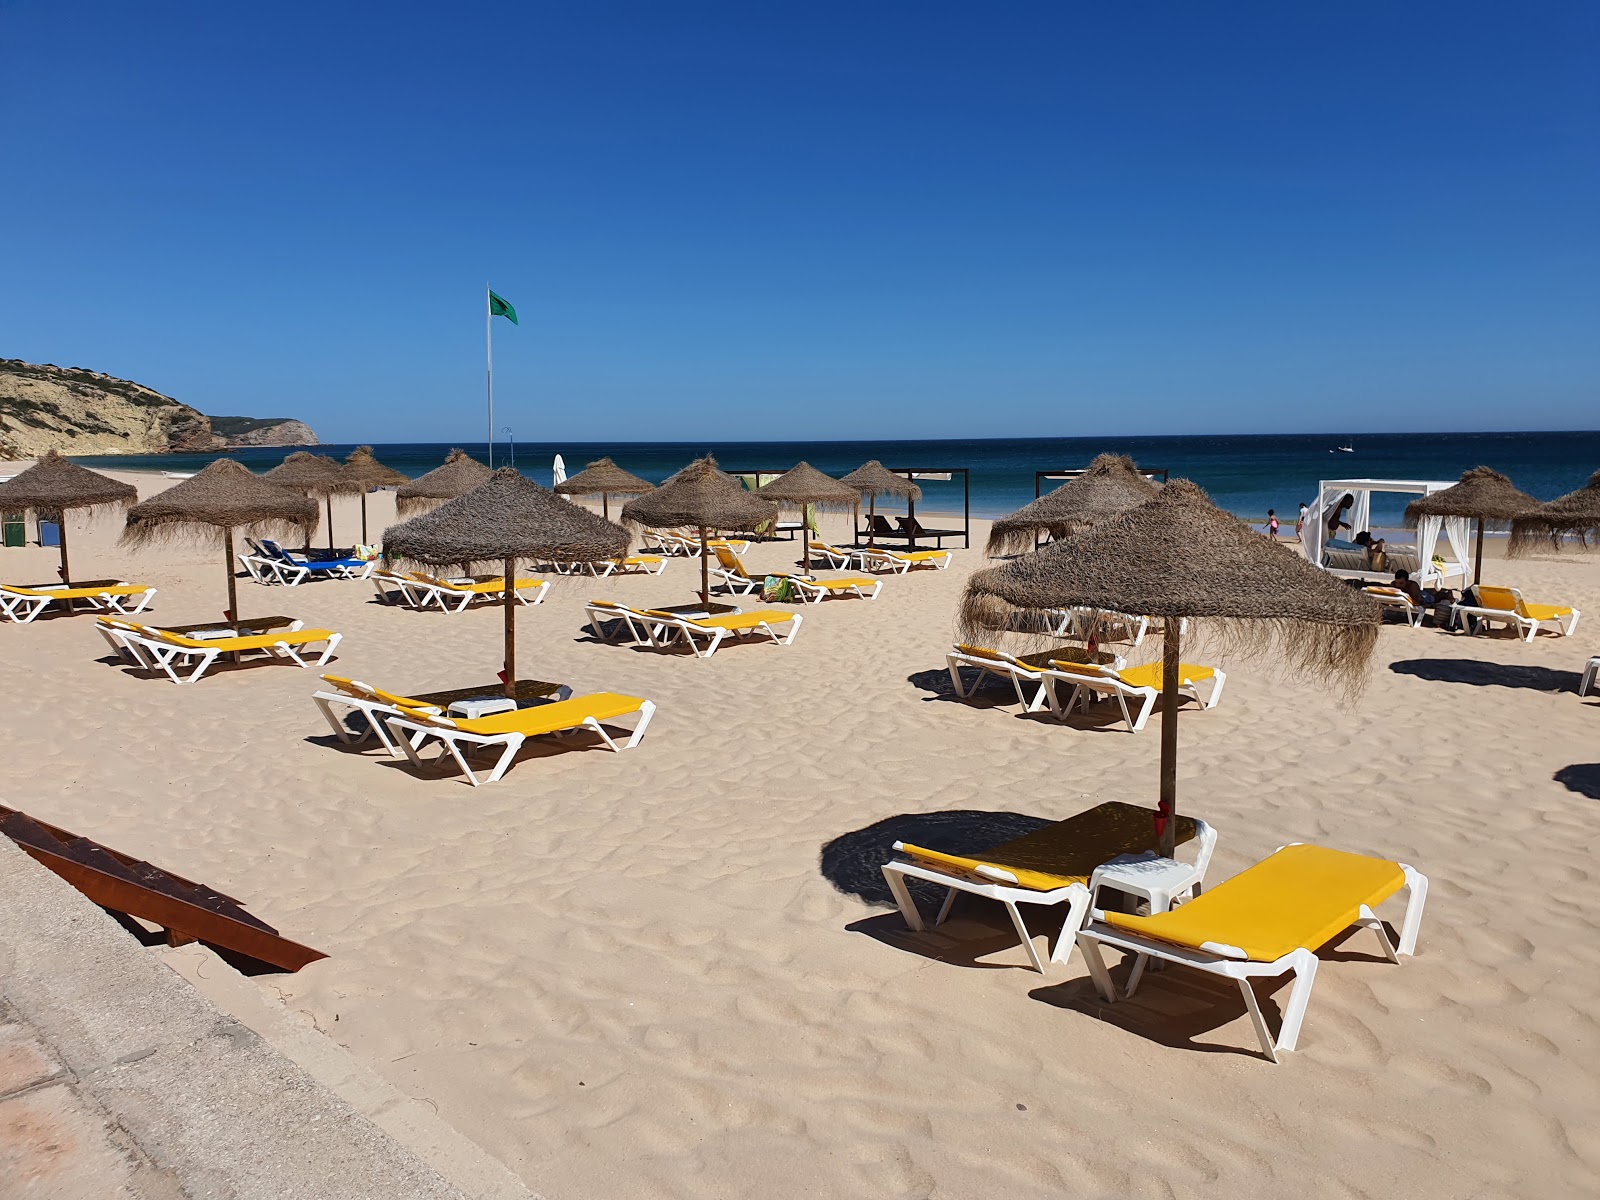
<box><xmin>384</xmin><ymin>697</ymin><xmax>656</xmax><ymax>785</ymax></box>
<box><xmin>1074</xmin><ymin>852</ymin><xmax>1427</xmax><ymax>1062</ymax></box>
<box><xmin>1</xmin><ymin>581</ymin><xmax>157</xmax><ymax>624</ymax></box>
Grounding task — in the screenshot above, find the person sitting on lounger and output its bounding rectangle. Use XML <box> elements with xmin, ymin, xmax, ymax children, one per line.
<box><xmin>1353</xmin><ymin>530</ymin><xmax>1387</xmax><ymax>567</ymax></box>
<box><xmin>1390</xmin><ymin>569</ymin><xmax>1425</xmax><ymax>606</ymax></box>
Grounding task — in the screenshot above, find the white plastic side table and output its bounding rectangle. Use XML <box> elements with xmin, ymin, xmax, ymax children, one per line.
<box><xmin>448</xmin><ymin>696</ymin><xmax>519</xmax><ymax>720</ymax></box>
<box><xmin>1089</xmin><ymin>852</ymin><xmax>1203</xmax><ymax>917</ymax></box>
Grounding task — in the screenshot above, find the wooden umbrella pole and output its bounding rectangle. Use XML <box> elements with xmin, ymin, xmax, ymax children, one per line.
<box><xmin>502</xmin><ymin>555</ymin><xmax>517</xmax><ymax>698</ymax></box>
<box><xmin>699</xmin><ymin>525</ymin><xmax>710</xmax><ymax>606</ymax></box>
<box><xmin>360</xmin><ymin>491</ymin><xmax>369</xmax><ymax>545</ymax></box>
<box><xmin>326</xmin><ymin>495</ymin><xmax>335</xmax><ymax>551</ymax></box>
<box><xmin>1474</xmin><ymin>517</ymin><xmax>1485</xmax><ymax>586</ymax></box>
<box><xmin>602</xmin><ymin>493</ymin><xmax>609</xmax><ymax>521</ymax></box>
<box><xmin>1157</xmin><ymin>616</ymin><xmax>1181</xmax><ymax>859</ymax></box>
<box><xmin>868</xmin><ymin>494</ymin><xmax>876</xmax><ymax>548</ymax></box>
<box><xmin>224</xmin><ymin>528</ymin><xmax>238</xmax><ymax>622</ymax></box>
<box><xmin>57</xmin><ymin>513</ymin><xmax>70</xmax><ymax>585</ymax></box>
<box><xmin>801</xmin><ymin>506</ymin><xmax>811</xmax><ymax>572</ymax></box>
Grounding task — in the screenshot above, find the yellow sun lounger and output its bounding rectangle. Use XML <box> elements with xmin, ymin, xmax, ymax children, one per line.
<box><xmin>403</xmin><ymin>572</ymin><xmax>549</xmax><ymax>612</ymax></box>
<box><xmin>1</xmin><ymin>580</ymin><xmax>157</xmax><ymax>624</ymax></box>
<box><xmin>312</xmin><ymin>675</ymin><xmax>444</xmax><ymax>756</ymax></box>
<box><xmin>548</xmin><ymin>555</ymin><xmax>666</xmax><ymax>577</ymax></box>
<box><xmin>1455</xmin><ymin>585</ymin><xmax>1579</xmax><ymax>642</ymax></box>
<box><xmin>1042</xmin><ymin>659</ymin><xmax>1226</xmax><ymax>732</ymax></box>
<box><xmin>641</xmin><ymin>608</ymin><xmax>803</xmax><ymax>657</ymax></box>
<box><xmin>1362</xmin><ymin>586</ymin><xmax>1424</xmax><ymax>627</ymax></box>
<box><xmin>882</xmin><ymin>801</ymin><xmax>1215</xmax><ymax>973</ymax></box>
<box><xmin>1076</xmin><ymin>843</ymin><xmax>1428</xmax><ymax>1062</ymax></box>
<box><xmin>383</xmin><ymin>692</ymin><xmax>655</xmax><ymax>785</ymax></box>
<box><xmin>945</xmin><ymin>645</ymin><xmax>1055</xmax><ymax>711</ymax></box>
<box><xmin>709</xmin><ymin>546</ymin><xmax>881</xmax><ymax>603</ymax></box>
<box><xmin>856</xmin><ymin>546</ymin><xmax>952</xmax><ymax>573</ymax></box>
<box><xmin>122</xmin><ymin>625</ymin><xmax>343</xmax><ymax>684</ymax></box>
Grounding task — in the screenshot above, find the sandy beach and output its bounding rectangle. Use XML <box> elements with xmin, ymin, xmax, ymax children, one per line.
<box><xmin>3</xmin><ymin>466</ymin><xmax>1598</xmax><ymax>1199</ymax></box>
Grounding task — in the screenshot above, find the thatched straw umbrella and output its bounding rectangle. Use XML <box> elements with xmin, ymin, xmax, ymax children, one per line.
<box><xmin>756</xmin><ymin>462</ymin><xmax>859</xmax><ymax>571</ymax></box>
<box><xmin>621</xmin><ymin>456</ymin><xmax>778</xmax><ymax>605</ymax></box>
<box><xmin>384</xmin><ymin>468</ymin><xmax>627</xmax><ymax>697</ymax></box>
<box><xmin>123</xmin><ymin>459</ymin><xmax>317</xmax><ymax>621</ymax></box>
<box><xmin>264</xmin><ymin>451</ymin><xmax>346</xmax><ymax>551</ymax></box>
<box><xmin>338</xmin><ymin>446</ymin><xmax>410</xmax><ymax>544</ymax></box>
<box><xmin>0</xmin><ymin>450</ymin><xmax>136</xmax><ymax>586</ymax></box>
<box><xmin>394</xmin><ymin>449</ymin><xmax>492</xmax><ymax>517</ymax></box>
<box><xmin>1404</xmin><ymin>467</ymin><xmax>1537</xmax><ymax>586</ymax></box>
<box><xmin>987</xmin><ymin>454</ymin><xmax>1160</xmax><ymax>557</ymax></box>
<box><xmin>839</xmin><ymin>461</ymin><xmax>920</xmax><ymax>549</ymax></box>
<box><xmin>553</xmin><ymin>457</ymin><xmax>654</xmax><ymax>521</ymax></box>
<box><xmin>960</xmin><ymin>480</ymin><xmax>1379</xmax><ymax>857</ymax></box>
<box><xmin>1509</xmin><ymin>470</ymin><xmax>1600</xmax><ymax>556</ymax></box>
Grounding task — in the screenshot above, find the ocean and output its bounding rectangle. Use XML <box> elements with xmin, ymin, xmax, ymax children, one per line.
<box><xmin>71</xmin><ymin>431</ymin><xmax>1600</xmax><ymax>528</ymax></box>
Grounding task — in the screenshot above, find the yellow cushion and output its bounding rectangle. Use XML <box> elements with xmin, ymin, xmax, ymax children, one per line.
<box><xmin>691</xmin><ymin>610</ymin><xmax>791</xmax><ymax>631</ymax></box>
<box><xmin>159</xmin><ymin>628</ymin><xmax>334</xmax><ymax>652</ymax></box>
<box><xmin>6</xmin><ymin>583</ymin><xmax>144</xmax><ymax>599</ymax></box>
<box><xmin>892</xmin><ymin>550</ymin><xmax>948</xmax><ymax>561</ymax></box>
<box><xmin>1473</xmin><ymin>586</ymin><xmax>1519</xmax><ymax>613</ymax></box>
<box><xmin>954</xmin><ymin>644</ymin><xmax>1012</xmax><ymax>663</ymax></box>
<box><xmin>1104</xmin><ymin>844</ymin><xmax>1406</xmax><ymax>962</ymax></box>
<box><xmin>1523</xmin><ymin>602</ymin><xmax>1572</xmax><ymax>621</ymax></box>
<box><xmin>898</xmin><ymin>801</ymin><xmax>1198</xmax><ymax>892</ymax></box>
<box><xmin>1115</xmin><ymin>662</ymin><xmax>1215</xmax><ymax>691</ymax></box>
<box><xmin>807</xmin><ymin>577</ymin><xmax>873</xmax><ymax>590</ymax></box>
<box><xmin>443</xmin><ymin>577</ymin><xmax>541</xmax><ymax>594</ymax></box>
<box><xmin>443</xmin><ymin>692</ymin><xmax>645</xmax><ymax>736</ymax></box>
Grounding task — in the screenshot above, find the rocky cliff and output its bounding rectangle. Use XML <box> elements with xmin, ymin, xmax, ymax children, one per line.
<box><xmin>0</xmin><ymin>360</ymin><xmax>318</xmax><ymax>457</ymax></box>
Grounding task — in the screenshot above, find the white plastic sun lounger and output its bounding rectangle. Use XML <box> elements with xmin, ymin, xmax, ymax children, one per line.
<box><xmin>945</xmin><ymin>645</ymin><xmax>1056</xmax><ymax>711</ymax></box>
<box><xmin>710</xmin><ymin>547</ymin><xmax>880</xmax><ymax>603</ymax></box>
<box><xmin>881</xmin><ymin>810</ymin><xmax>1216</xmax><ymax>973</ymax></box>
<box><xmin>855</xmin><ymin>546</ymin><xmax>952</xmax><ymax>573</ymax></box>
<box><xmin>1041</xmin><ymin>659</ymin><xmax>1226</xmax><ymax>733</ymax></box>
<box><xmin>402</xmin><ymin>573</ymin><xmax>549</xmax><ymax>613</ymax></box>
<box><xmin>1362</xmin><ymin>586</ymin><xmax>1424</xmax><ymax>627</ymax></box>
<box><xmin>1</xmin><ymin>581</ymin><xmax>157</xmax><ymax>624</ymax></box>
<box><xmin>1076</xmin><ymin>843</ymin><xmax>1427</xmax><ymax>1062</ymax></box>
<box><xmin>119</xmin><ymin>622</ymin><xmax>341</xmax><ymax>684</ymax></box>
<box><xmin>641</xmin><ymin>608</ymin><xmax>802</xmax><ymax>657</ymax></box>
<box><xmin>312</xmin><ymin>674</ymin><xmax>577</xmax><ymax>757</ymax></box>
<box><xmin>583</xmin><ymin>600</ymin><xmax>660</xmax><ymax>644</ymax></box>
<box><xmin>1454</xmin><ymin>585</ymin><xmax>1580</xmax><ymax>642</ymax></box>
<box><xmin>383</xmin><ymin>692</ymin><xmax>655</xmax><ymax>785</ymax></box>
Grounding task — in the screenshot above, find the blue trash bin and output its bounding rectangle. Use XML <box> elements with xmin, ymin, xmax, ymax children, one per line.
<box><xmin>39</xmin><ymin>520</ymin><xmax>60</xmax><ymax>547</ymax></box>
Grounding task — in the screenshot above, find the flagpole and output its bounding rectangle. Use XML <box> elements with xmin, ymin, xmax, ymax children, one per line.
<box><xmin>485</xmin><ymin>282</ymin><xmax>494</xmax><ymax>470</ymax></box>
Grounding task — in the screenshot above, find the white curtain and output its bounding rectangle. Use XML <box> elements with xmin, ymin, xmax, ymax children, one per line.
<box><xmin>1417</xmin><ymin>516</ymin><xmax>1440</xmax><ymax>582</ymax></box>
<box><xmin>1349</xmin><ymin>491</ymin><xmax>1371</xmax><ymax>540</ymax></box>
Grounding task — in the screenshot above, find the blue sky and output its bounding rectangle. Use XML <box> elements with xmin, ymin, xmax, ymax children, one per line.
<box><xmin>2</xmin><ymin>2</ymin><xmax>1596</xmax><ymax>442</ymax></box>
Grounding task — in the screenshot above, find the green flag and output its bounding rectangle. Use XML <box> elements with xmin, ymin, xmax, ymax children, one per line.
<box><xmin>488</xmin><ymin>290</ymin><xmax>518</xmax><ymax>325</ymax></box>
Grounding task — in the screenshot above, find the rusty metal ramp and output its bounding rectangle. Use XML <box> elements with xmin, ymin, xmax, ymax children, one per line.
<box><xmin>0</xmin><ymin>805</ymin><xmax>326</xmax><ymax>973</ymax></box>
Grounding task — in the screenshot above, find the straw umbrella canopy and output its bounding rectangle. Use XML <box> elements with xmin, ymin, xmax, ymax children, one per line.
<box><xmin>756</xmin><ymin>462</ymin><xmax>860</xmax><ymax>571</ymax></box>
<box><xmin>394</xmin><ymin>448</ymin><xmax>492</xmax><ymax>517</ymax></box>
<box><xmin>621</xmin><ymin>456</ymin><xmax>778</xmax><ymax>605</ymax></box>
<box><xmin>122</xmin><ymin>459</ymin><xmax>316</xmax><ymax>621</ymax></box>
<box><xmin>553</xmin><ymin>457</ymin><xmax>654</xmax><ymax>521</ymax></box>
<box><xmin>1509</xmin><ymin>470</ymin><xmax>1600</xmax><ymax>556</ymax></box>
<box><xmin>839</xmin><ymin>460</ymin><xmax>920</xmax><ymax>548</ymax></box>
<box><xmin>264</xmin><ymin>452</ymin><xmax>346</xmax><ymax>551</ymax></box>
<box><xmin>987</xmin><ymin>454</ymin><xmax>1161</xmax><ymax>557</ymax></box>
<box><xmin>337</xmin><ymin>446</ymin><xmax>410</xmax><ymax>544</ymax></box>
<box><xmin>1404</xmin><ymin>467</ymin><xmax>1538</xmax><ymax>586</ymax></box>
<box><xmin>960</xmin><ymin>480</ymin><xmax>1380</xmax><ymax>857</ymax></box>
<box><xmin>0</xmin><ymin>450</ymin><xmax>136</xmax><ymax>586</ymax></box>
<box><xmin>384</xmin><ymin>468</ymin><xmax>628</xmax><ymax>698</ymax></box>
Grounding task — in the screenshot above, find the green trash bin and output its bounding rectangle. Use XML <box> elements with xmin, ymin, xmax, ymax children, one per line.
<box><xmin>1</xmin><ymin>510</ymin><xmax>25</xmax><ymax>548</ymax></box>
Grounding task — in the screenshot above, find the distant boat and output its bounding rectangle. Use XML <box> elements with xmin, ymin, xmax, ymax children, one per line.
<box><xmin>1331</xmin><ymin>445</ymin><xmax>1354</xmax><ymax>454</ymax></box>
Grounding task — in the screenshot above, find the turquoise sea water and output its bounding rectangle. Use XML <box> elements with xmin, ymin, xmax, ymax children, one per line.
<box><xmin>71</xmin><ymin>431</ymin><xmax>1600</xmax><ymax>527</ymax></box>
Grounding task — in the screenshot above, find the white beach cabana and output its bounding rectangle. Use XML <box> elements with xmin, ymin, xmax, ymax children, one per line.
<box><xmin>1301</xmin><ymin>479</ymin><xmax>1470</xmax><ymax>589</ymax></box>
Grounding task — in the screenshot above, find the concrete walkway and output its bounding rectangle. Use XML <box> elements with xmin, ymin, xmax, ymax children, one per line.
<box><xmin>0</xmin><ymin>837</ymin><xmax>535</xmax><ymax>1199</ymax></box>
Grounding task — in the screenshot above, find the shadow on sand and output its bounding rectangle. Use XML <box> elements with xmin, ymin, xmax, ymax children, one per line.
<box><xmin>1555</xmin><ymin>764</ymin><xmax>1600</xmax><ymax>800</ymax></box>
<box><xmin>1389</xmin><ymin>658</ymin><xmax>1580</xmax><ymax>693</ymax></box>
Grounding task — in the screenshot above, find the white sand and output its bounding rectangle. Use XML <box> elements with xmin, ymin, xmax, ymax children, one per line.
<box><xmin>3</xmin><ymin>467</ymin><xmax>1597</xmax><ymax>1198</ymax></box>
